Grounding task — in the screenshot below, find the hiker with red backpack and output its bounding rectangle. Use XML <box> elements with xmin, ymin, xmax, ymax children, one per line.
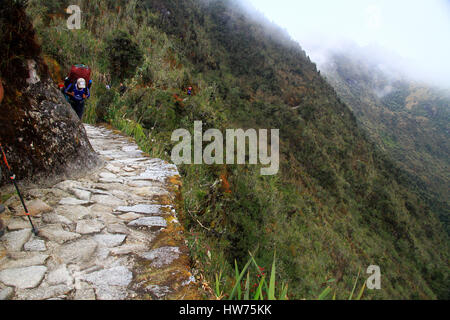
<box><xmin>62</xmin><ymin>64</ymin><xmax>92</xmax><ymax>119</ymax></box>
<box><xmin>65</xmin><ymin>78</ymin><xmax>90</xmax><ymax>119</ymax></box>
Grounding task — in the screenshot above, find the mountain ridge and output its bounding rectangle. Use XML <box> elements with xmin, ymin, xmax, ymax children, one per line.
<box><xmin>317</xmin><ymin>47</ymin><xmax>449</xmax><ymax>233</ymax></box>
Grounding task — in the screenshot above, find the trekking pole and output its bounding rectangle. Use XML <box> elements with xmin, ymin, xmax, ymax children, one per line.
<box><xmin>0</xmin><ymin>143</ymin><xmax>38</xmax><ymax>235</ymax></box>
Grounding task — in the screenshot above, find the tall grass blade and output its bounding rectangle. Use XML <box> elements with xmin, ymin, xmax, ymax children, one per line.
<box><xmin>253</xmin><ymin>277</ymin><xmax>266</xmax><ymax>300</ymax></box>
<box><xmin>349</xmin><ymin>268</ymin><xmax>361</xmax><ymax>300</ymax></box>
<box><xmin>244</xmin><ymin>271</ymin><xmax>250</xmax><ymax>300</ymax></box>
<box><xmin>235</xmin><ymin>260</ymin><xmax>242</xmax><ymax>300</ymax></box>
<box><xmin>356</xmin><ymin>281</ymin><xmax>366</xmax><ymax>300</ymax></box>
<box><xmin>215</xmin><ymin>271</ymin><xmax>222</xmax><ymax>298</ymax></box>
<box><xmin>268</xmin><ymin>253</ymin><xmax>276</xmax><ymax>300</ymax></box>
<box><xmin>279</xmin><ymin>283</ymin><xmax>288</xmax><ymax>300</ymax></box>
<box><xmin>229</xmin><ymin>258</ymin><xmax>252</xmax><ymax>300</ymax></box>
<box><xmin>318</xmin><ymin>287</ymin><xmax>332</xmax><ymax>300</ymax></box>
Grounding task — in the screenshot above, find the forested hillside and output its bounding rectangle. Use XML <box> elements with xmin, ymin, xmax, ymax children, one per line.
<box><xmin>23</xmin><ymin>0</ymin><xmax>449</xmax><ymax>299</ymax></box>
<box><xmin>319</xmin><ymin>49</ymin><xmax>450</xmax><ymax>234</ymax></box>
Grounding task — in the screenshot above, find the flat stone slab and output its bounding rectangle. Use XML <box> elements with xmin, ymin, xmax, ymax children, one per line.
<box><xmin>129</xmin><ymin>172</ymin><xmax>169</xmax><ymax>182</ymax></box>
<box><xmin>112</xmin><ymin>158</ymin><xmax>148</xmax><ymax>164</ymax></box>
<box><xmin>39</xmin><ymin>225</ymin><xmax>81</xmax><ymax>244</ymax></box>
<box><xmin>126</xmin><ymin>163</ymin><xmax>178</xmax><ymax>183</ymax></box>
<box><xmin>82</xmin><ymin>266</ymin><xmax>132</xmax><ymax>287</ymax></box>
<box><xmin>139</xmin><ymin>246</ymin><xmax>181</xmax><ymax>268</ymax></box>
<box><xmin>94</xmin><ymin>212</ymin><xmax>121</xmax><ymax>226</ymax></box>
<box><xmin>72</xmin><ymin>189</ymin><xmax>92</xmax><ymax>201</ymax></box>
<box><xmin>93</xmin><ymin>286</ymin><xmax>128</xmax><ymax>300</ymax></box>
<box><xmin>26</xmin><ymin>199</ymin><xmax>53</xmax><ymax>216</ymax></box>
<box><xmin>81</xmin><ymin>266</ymin><xmax>132</xmax><ymax>300</ymax></box>
<box><xmin>59</xmin><ymin>198</ymin><xmax>90</xmax><ymax>206</ymax></box>
<box><xmin>89</xmin><ymin>204</ymin><xmax>113</xmax><ymax>215</ymax></box>
<box><xmin>106</xmin><ymin>223</ymin><xmax>130</xmax><ymax>235</ymax></box>
<box><xmin>27</xmin><ymin>188</ymin><xmax>70</xmax><ymax>200</ymax></box>
<box><xmin>74</xmin><ymin>282</ymin><xmax>96</xmax><ymax>300</ymax></box>
<box><xmin>128</xmin><ymin>217</ymin><xmax>167</xmax><ymax>228</ymax></box>
<box><xmin>2</xmin><ymin>229</ymin><xmax>31</xmax><ymax>252</ymax></box>
<box><xmin>118</xmin><ymin>212</ymin><xmax>142</xmax><ymax>222</ymax></box>
<box><xmin>0</xmin><ymin>266</ymin><xmax>47</xmax><ymax>289</ymax></box>
<box><xmin>55</xmin><ymin>205</ymin><xmax>91</xmax><ymax>221</ymax></box>
<box><xmin>16</xmin><ymin>284</ymin><xmax>71</xmax><ymax>300</ymax></box>
<box><xmin>42</xmin><ymin>212</ymin><xmax>72</xmax><ymax>225</ymax></box>
<box><xmin>134</xmin><ymin>187</ymin><xmax>169</xmax><ymax>197</ymax></box>
<box><xmin>0</xmin><ymin>287</ymin><xmax>14</xmax><ymax>300</ymax></box>
<box><xmin>54</xmin><ymin>239</ymin><xmax>98</xmax><ymax>264</ymax></box>
<box><xmin>93</xmin><ymin>234</ymin><xmax>127</xmax><ymax>248</ymax></box>
<box><xmin>126</xmin><ymin>180</ymin><xmax>155</xmax><ymax>188</ymax></box>
<box><xmin>115</xmin><ymin>204</ymin><xmax>163</xmax><ymax>215</ymax></box>
<box><xmin>76</xmin><ymin>187</ymin><xmax>111</xmax><ymax>196</ymax></box>
<box><xmin>24</xmin><ymin>239</ymin><xmax>47</xmax><ymax>252</ymax></box>
<box><xmin>109</xmin><ymin>190</ymin><xmax>137</xmax><ymax>200</ymax></box>
<box><xmin>47</xmin><ymin>265</ymin><xmax>72</xmax><ymax>286</ymax></box>
<box><xmin>110</xmin><ymin>244</ymin><xmax>148</xmax><ymax>256</ymax></box>
<box><xmin>124</xmin><ymin>151</ymin><xmax>144</xmax><ymax>158</ymax></box>
<box><xmin>98</xmin><ymin>178</ymin><xmax>124</xmax><ymax>184</ymax></box>
<box><xmin>90</xmin><ymin>195</ymin><xmax>126</xmax><ymax>207</ymax></box>
<box><xmin>105</xmin><ymin>164</ymin><xmax>121</xmax><ymax>174</ymax></box>
<box><xmin>54</xmin><ymin>180</ymin><xmax>83</xmax><ymax>192</ymax></box>
<box><xmin>122</xmin><ymin>146</ymin><xmax>139</xmax><ymax>152</ymax></box>
<box><xmin>90</xmin><ymin>189</ymin><xmax>112</xmax><ymax>196</ymax></box>
<box><xmin>99</xmin><ymin>172</ymin><xmax>118</xmax><ymax>179</ymax></box>
<box><xmin>0</xmin><ymin>253</ymin><xmax>49</xmax><ymax>271</ymax></box>
<box><xmin>6</xmin><ymin>218</ymin><xmax>32</xmax><ymax>231</ymax></box>
<box><xmin>76</xmin><ymin>220</ymin><xmax>105</xmax><ymax>235</ymax></box>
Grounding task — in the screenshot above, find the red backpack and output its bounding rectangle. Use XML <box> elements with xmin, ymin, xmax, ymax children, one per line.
<box><xmin>68</xmin><ymin>64</ymin><xmax>91</xmax><ymax>83</ymax></box>
<box><xmin>63</xmin><ymin>64</ymin><xmax>92</xmax><ymax>92</ymax></box>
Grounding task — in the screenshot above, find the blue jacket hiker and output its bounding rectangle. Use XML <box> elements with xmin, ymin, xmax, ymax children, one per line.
<box><xmin>65</xmin><ymin>78</ymin><xmax>90</xmax><ymax>119</ymax></box>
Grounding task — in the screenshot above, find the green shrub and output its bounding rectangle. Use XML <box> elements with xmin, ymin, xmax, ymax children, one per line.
<box><xmin>105</xmin><ymin>30</ymin><xmax>143</xmax><ymax>82</ymax></box>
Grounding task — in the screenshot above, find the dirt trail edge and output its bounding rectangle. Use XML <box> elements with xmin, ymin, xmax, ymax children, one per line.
<box><xmin>0</xmin><ymin>124</ymin><xmax>203</xmax><ymax>300</ymax></box>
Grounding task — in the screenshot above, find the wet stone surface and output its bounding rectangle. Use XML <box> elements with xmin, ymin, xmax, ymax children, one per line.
<box><xmin>0</xmin><ymin>125</ymin><xmax>201</xmax><ymax>300</ymax></box>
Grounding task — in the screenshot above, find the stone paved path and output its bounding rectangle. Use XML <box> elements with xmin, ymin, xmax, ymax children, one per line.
<box><xmin>0</xmin><ymin>125</ymin><xmax>202</xmax><ymax>300</ymax></box>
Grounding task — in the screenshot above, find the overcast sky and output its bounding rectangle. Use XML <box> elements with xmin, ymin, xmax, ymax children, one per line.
<box><xmin>245</xmin><ymin>0</ymin><xmax>450</xmax><ymax>87</ymax></box>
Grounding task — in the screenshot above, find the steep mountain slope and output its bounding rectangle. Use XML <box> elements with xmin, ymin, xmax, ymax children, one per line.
<box><xmin>319</xmin><ymin>49</ymin><xmax>450</xmax><ymax>233</ymax></box>
<box><xmin>0</xmin><ymin>1</ymin><xmax>100</xmax><ymax>186</ymax></box>
<box><xmin>26</xmin><ymin>0</ymin><xmax>449</xmax><ymax>299</ymax></box>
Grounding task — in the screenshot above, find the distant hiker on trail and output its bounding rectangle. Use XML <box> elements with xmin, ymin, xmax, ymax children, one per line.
<box><xmin>119</xmin><ymin>82</ymin><xmax>127</xmax><ymax>96</ymax></box>
<box><xmin>62</xmin><ymin>64</ymin><xmax>92</xmax><ymax>119</ymax></box>
<box><xmin>65</xmin><ymin>78</ymin><xmax>90</xmax><ymax>119</ymax></box>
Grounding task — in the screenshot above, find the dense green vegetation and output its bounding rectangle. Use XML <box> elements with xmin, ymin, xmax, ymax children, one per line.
<box><xmin>26</xmin><ymin>0</ymin><xmax>449</xmax><ymax>299</ymax></box>
<box><xmin>320</xmin><ymin>51</ymin><xmax>450</xmax><ymax>234</ymax></box>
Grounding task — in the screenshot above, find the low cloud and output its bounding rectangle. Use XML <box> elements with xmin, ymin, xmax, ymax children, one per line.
<box><xmin>244</xmin><ymin>0</ymin><xmax>450</xmax><ymax>88</ymax></box>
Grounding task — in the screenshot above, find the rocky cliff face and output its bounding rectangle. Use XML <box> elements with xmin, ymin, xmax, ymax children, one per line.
<box><xmin>0</xmin><ymin>1</ymin><xmax>101</xmax><ymax>185</ymax></box>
